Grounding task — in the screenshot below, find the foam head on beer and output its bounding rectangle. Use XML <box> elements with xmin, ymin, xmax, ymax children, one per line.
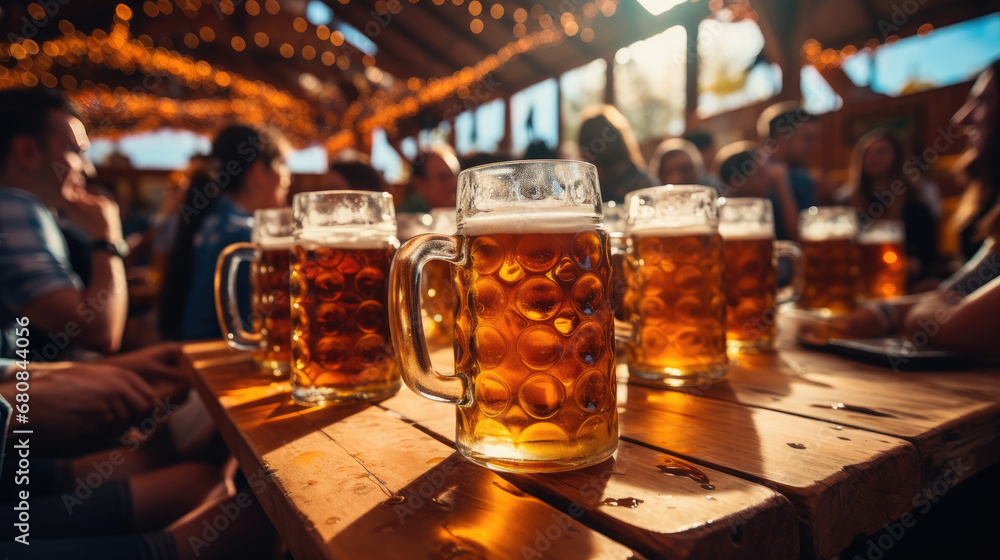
<box><xmin>456</xmin><ymin>160</ymin><xmax>602</xmax><ymax>230</ymax></box>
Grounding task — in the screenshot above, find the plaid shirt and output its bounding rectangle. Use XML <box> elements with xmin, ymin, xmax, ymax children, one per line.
<box><xmin>0</xmin><ymin>187</ymin><xmax>83</xmax><ymax>362</ymax></box>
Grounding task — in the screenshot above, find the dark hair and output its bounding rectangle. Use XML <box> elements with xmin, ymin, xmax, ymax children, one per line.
<box><xmin>682</xmin><ymin>130</ymin><xmax>714</xmax><ymax>151</ymax></box>
<box><xmin>757</xmin><ymin>102</ymin><xmax>818</xmax><ymax>141</ymax></box>
<box><xmin>158</xmin><ymin>123</ymin><xmax>287</xmax><ymax>339</ymax></box>
<box><xmin>848</xmin><ymin>128</ymin><xmax>913</xmax><ymax>219</ymax></box>
<box><xmin>953</xmin><ymin>59</ymin><xmax>1000</xmax><ymax>247</ymax></box>
<box><xmin>524</xmin><ymin>139</ymin><xmax>557</xmax><ymax>160</ymax></box>
<box><xmin>331</xmin><ymin>160</ymin><xmax>386</xmax><ymax>192</ymax></box>
<box><xmin>719</xmin><ymin>150</ymin><xmax>758</xmax><ymax>187</ymax></box>
<box><xmin>0</xmin><ymin>88</ymin><xmax>80</xmax><ymax>174</ymax></box>
<box><xmin>577</xmin><ymin>105</ymin><xmax>645</xmax><ymax>169</ymax></box>
<box><xmin>410</xmin><ymin>145</ymin><xmax>459</xmax><ymax>179</ymax></box>
<box><xmin>983</xmin><ymin>60</ymin><xmax>1000</xmax><ymax>239</ymax></box>
<box><xmin>459</xmin><ymin>152</ymin><xmax>508</xmax><ymax>171</ymax></box>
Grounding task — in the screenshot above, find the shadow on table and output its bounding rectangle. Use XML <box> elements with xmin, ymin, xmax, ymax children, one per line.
<box><xmin>327</xmin><ymin>451</ymin><xmax>612</xmax><ymax>559</ymax></box>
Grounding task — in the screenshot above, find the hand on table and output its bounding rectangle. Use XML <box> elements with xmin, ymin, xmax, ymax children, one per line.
<box><xmin>2</xmin><ymin>363</ymin><xmax>157</xmax><ymax>440</ymax></box>
<box><xmin>98</xmin><ymin>342</ymin><xmax>190</xmax><ymax>399</ymax></box>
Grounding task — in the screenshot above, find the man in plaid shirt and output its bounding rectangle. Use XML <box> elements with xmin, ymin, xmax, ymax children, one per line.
<box><xmin>0</xmin><ymin>89</ymin><xmax>128</xmax><ymax>361</ymax></box>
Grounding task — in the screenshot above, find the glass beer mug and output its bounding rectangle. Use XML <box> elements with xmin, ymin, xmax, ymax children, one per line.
<box><xmin>289</xmin><ymin>191</ymin><xmax>400</xmax><ymax>405</ymax></box>
<box><xmin>215</xmin><ymin>208</ymin><xmax>293</xmax><ymax>377</ymax></box>
<box><xmin>622</xmin><ymin>185</ymin><xmax>728</xmax><ymax>387</ymax></box>
<box><xmin>718</xmin><ymin>198</ymin><xmax>802</xmax><ymax>352</ymax></box>
<box><xmin>858</xmin><ymin>219</ymin><xmax>906</xmax><ymax>300</ymax></box>
<box><xmin>389</xmin><ymin>161</ymin><xmax>619</xmax><ymax>473</ymax></box>
<box><xmin>799</xmin><ymin>206</ymin><xmax>860</xmax><ymax>314</ymax></box>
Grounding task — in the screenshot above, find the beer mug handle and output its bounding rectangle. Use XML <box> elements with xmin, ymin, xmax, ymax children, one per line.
<box><xmin>214</xmin><ymin>242</ymin><xmax>262</xmax><ymax>351</ymax></box>
<box><xmin>389</xmin><ymin>234</ymin><xmax>470</xmax><ymax>406</ymax></box>
<box><xmin>774</xmin><ymin>240</ymin><xmax>804</xmax><ymax>305</ymax></box>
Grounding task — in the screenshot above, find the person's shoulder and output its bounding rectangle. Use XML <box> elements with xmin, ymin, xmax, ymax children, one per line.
<box><xmin>0</xmin><ymin>187</ymin><xmax>49</xmax><ymax>220</ymax></box>
<box><xmin>0</xmin><ymin>188</ymin><xmax>62</xmax><ymax>246</ymax></box>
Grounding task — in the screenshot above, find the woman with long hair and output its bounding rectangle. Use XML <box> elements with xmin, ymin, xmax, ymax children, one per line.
<box><xmin>158</xmin><ymin>124</ymin><xmax>290</xmax><ymax>340</ymax></box>
<box><xmin>577</xmin><ymin>105</ymin><xmax>654</xmax><ymax>203</ymax></box>
<box><xmin>841</xmin><ymin>60</ymin><xmax>1000</xmax><ymax>356</ymax></box>
<box><xmin>841</xmin><ymin>128</ymin><xmax>938</xmax><ymax>284</ymax></box>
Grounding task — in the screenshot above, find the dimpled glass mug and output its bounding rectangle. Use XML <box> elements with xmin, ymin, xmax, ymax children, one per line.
<box><xmin>622</xmin><ymin>185</ymin><xmax>729</xmax><ymax>387</ymax></box>
<box><xmin>289</xmin><ymin>191</ymin><xmax>401</xmax><ymax>406</ymax></box>
<box><xmin>215</xmin><ymin>208</ymin><xmax>294</xmax><ymax>377</ymax></box>
<box><xmin>718</xmin><ymin>197</ymin><xmax>803</xmax><ymax>352</ymax></box>
<box><xmin>389</xmin><ymin>161</ymin><xmax>619</xmax><ymax>473</ymax></box>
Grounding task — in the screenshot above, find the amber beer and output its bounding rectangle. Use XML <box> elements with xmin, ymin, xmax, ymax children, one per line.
<box><xmin>215</xmin><ymin>208</ymin><xmax>294</xmax><ymax>377</ymax></box>
<box><xmin>624</xmin><ymin>226</ymin><xmax>728</xmax><ymax>383</ymax></box>
<box><xmin>450</xmin><ymin>217</ymin><xmax>616</xmax><ymax>470</ymax></box>
<box><xmin>421</xmin><ymin>260</ymin><xmax>455</xmax><ymax>348</ymax></box>
<box><xmin>291</xmin><ymin>191</ymin><xmax>400</xmax><ymax>405</ymax></box>
<box><xmin>801</xmin><ymin>237</ymin><xmax>858</xmax><ymax>312</ymax></box>
<box><xmin>390</xmin><ymin>161</ymin><xmax>619</xmax><ymax>472</ymax></box>
<box><xmin>858</xmin><ymin>221</ymin><xmax>906</xmax><ymax>300</ymax></box>
<box><xmin>289</xmin><ymin>238</ymin><xmax>397</xmax><ymax>404</ymax></box>
<box><xmin>799</xmin><ymin>207</ymin><xmax>859</xmax><ymax>313</ymax></box>
<box><xmin>250</xmin><ymin>245</ymin><xmax>292</xmax><ymax>373</ymax></box>
<box><xmin>721</xmin><ymin>229</ymin><xmax>776</xmax><ymax>350</ymax></box>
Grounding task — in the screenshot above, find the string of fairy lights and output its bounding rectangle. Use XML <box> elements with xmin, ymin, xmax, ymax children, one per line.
<box><xmin>0</xmin><ymin>0</ymin><xmax>630</xmax><ymax>151</ymax></box>
<box><xmin>801</xmin><ymin>23</ymin><xmax>935</xmax><ymax>71</ymax></box>
<box><xmin>1</xmin><ymin>0</ymin><xmax>918</xmax><ymax>153</ymax></box>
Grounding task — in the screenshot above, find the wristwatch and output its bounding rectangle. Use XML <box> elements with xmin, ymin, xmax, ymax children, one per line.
<box><xmin>91</xmin><ymin>238</ymin><xmax>131</xmax><ymax>259</ymax></box>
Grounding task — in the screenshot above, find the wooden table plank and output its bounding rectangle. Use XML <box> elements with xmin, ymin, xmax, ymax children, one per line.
<box><xmin>416</xmin><ymin>347</ymin><xmax>922</xmax><ymax>559</ymax></box>
<box><xmin>182</xmin><ymin>342</ymin><xmax>641</xmax><ymax>560</ymax></box>
<box><xmin>685</xmin><ymin>349</ymin><xmax>1000</xmax><ymax>485</ymax></box>
<box><xmin>615</xmin><ymin>382</ymin><xmax>922</xmax><ymax>558</ymax></box>
<box><xmin>380</xmin><ymin>388</ymin><xmax>799</xmax><ymax>560</ymax></box>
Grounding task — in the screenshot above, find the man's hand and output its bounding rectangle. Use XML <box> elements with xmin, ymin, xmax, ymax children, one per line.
<box><xmin>1</xmin><ymin>363</ymin><xmax>157</xmax><ymax>441</ymax></box>
<box><xmin>99</xmin><ymin>342</ymin><xmax>190</xmax><ymax>397</ymax></box>
<box><xmin>61</xmin><ymin>188</ymin><xmax>123</xmax><ymax>242</ymax></box>
<box><xmin>831</xmin><ymin>305</ymin><xmax>893</xmax><ymax>339</ymax></box>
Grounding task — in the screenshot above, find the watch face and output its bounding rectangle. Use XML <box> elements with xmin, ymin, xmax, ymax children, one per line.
<box><xmin>114</xmin><ymin>239</ymin><xmax>131</xmax><ymax>258</ymax></box>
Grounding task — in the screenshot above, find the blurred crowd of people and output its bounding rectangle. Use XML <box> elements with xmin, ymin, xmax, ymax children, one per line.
<box><xmin>0</xmin><ymin>58</ymin><xmax>997</xmax><ymax>558</ymax></box>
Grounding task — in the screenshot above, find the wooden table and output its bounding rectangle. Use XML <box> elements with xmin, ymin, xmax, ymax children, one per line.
<box><xmin>180</xmin><ymin>335</ymin><xmax>1000</xmax><ymax>560</ymax></box>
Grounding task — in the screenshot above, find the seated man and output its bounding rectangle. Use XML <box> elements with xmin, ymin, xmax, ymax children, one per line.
<box><xmin>0</xmin><ymin>89</ymin><xmax>128</xmax><ymax>361</ymax></box>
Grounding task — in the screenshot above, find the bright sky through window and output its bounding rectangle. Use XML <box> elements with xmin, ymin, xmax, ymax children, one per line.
<box><xmin>89</xmin><ymin>130</ymin><xmax>329</xmax><ymax>173</ymax></box>
<box><xmin>841</xmin><ymin>12</ymin><xmax>1000</xmax><ymax>97</ymax></box>
<box><xmin>510</xmin><ymin>78</ymin><xmax>559</xmax><ymax>156</ymax></box>
<box><xmin>698</xmin><ymin>18</ymin><xmax>781</xmax><ymax>117</ymax></box>
<box><xmin>635</xmin><ymin>0</ymin><xmax>687</xmax><ymax>16</ymax></box>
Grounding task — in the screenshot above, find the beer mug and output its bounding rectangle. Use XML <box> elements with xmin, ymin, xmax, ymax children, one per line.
<box><xmin>389</xmin><ymin>161</ymin><xmax>618</xmax><ymax>473</ymax></box>
<box><xmin>289</xmin><ymin>191</ymin><xmax>400</xmax><ymax>405</ymax></box>
<box><xmin>718</xmin><ymin>198</ymin><xmax>802</xmax><ymax>352</ymax></box>
<box><xmin>799</xmin><ymin>206</ymin><xmax>859</xmax><ymax>314</ymax></box>
<box><xmin>858</xmin><ymin>220</ymin><xmax>906</xmax><ymax>300</ymax></box>
<box><xmin>215</xmin><ymin>208</ymin><xmax>293</xmax><ymax>377</ymax></box>
<box><xmin>622</xmin><ymin>185</ymin><xmax>728</xmax><ymax>387</ymax></box>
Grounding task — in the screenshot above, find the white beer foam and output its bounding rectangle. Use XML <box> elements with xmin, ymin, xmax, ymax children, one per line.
<box><xmin>859</xmin><ymin>230</ymin><xmax>904</xmax><ymax>244</ymax></box>
<box><xmin>718</xmin><ymin>222</ymin><xmax>775</xmax><ymax>240</ymax></box>
<box><xmin>257</xmin><ymin>238</ymin><xmax>295</xmax><ymax>250</ymax></box>
<box><xmin>295</xmin><ymin>227</ymin><xmax>396</xmax><ymax>249</ymax></box>
<box><xmin>461</xmin><ymin>212</ymin><xmax>601</xmax><ymax>236</ymax></box>
<box><xmin>801</xmin><ymin>223</ymin><xmax>855</xmax><ymax>241</ymax></box>
<box><xmin>629</xmin><ymin>222</ymin><xmax>716</xmax><ymax>238</ymax></box>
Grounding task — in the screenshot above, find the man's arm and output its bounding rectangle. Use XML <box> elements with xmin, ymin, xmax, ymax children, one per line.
<box><xmin>20</xmin><ymin>191</ymin><xmax>128</xmax><ymax>353</ymax></box>
<box><xmin>19</xmin><ymin>255</ymin><xmax>127</xmax><ymax>353</ymax></box>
